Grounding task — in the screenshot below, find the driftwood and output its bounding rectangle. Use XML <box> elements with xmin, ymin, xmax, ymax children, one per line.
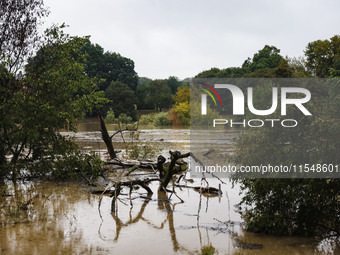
<box><xmin>96</xmin><ymin>150</ymin><xmax>224</xmax><ymax>217</ymax></box>
<box><xmin>93</xmin><ymin>178</ymin><xmax>158</xmax><ymax>196</ymax></box>
<box><xmin>106</xmin><ymin>159</ymin><xmax>156</xmax><ymax>169</ymax></box>
<box><xmin>175</xmin><ymin>184</ymin><xmax>222</xmax><ymax>196</ymax></box>
<box><xmin>160</xmin><ymin>151</ymin><xmax>191</xmax><ymax>190</ymax></box>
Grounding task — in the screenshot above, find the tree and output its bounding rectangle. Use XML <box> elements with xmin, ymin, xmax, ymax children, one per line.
<box><xmin>136</xmin><ymin>77</ymin><xmax>153</xmax><ymax>108</ymax></box>
<box><xmin>287</xmin><ymin>57</ymin><xmax>312</xmax><ymax>78</ymax></box>
<box><xmin>0</xmin><ymin>25</ymin><xmax>107</xmax><ymax>181</ymax></box>
<box><xmin>195</xmin><ymin>67</ymin><xmax>222</xmax><ymax>78</ymax></box>
<box><xmin>0</xmin><ymin>0</ymin><xmax>49</xmax><ymax>73</ymax></box>
<box><xmin>105</xmin><ymin>81</ymin><xmax>137</xmax><ymax>120</ymax></box>
<box><xmin>80</xmin><ymin>40</ymin><xmax>138</xmax><ymax>92</ymax></box>
<box><xmin>172</xmin><ymin>86</ymin><xmax>190</xmax><ymax>126</ymax></box>
<box><xmin>196</xmin><ymin>67</ymin><xmax>249</xmax><ymax>78</ymax></box>
<box><xmin>242</xmin><ymin>45</ymin><xmax>283</xmax><ymax>72</ymax></box>
<box><xmin>167</xmin><ymin>76</ymin><xmax>182</xmax><ymax>94</ymax></box>
<box><xmin>305</xmin><ymin>35</ymin><xmax>340</xmax><ymax>77</ymax></box>
<box><xmin>144</xmin><ymin>79</ymin><xmax>173</xmax><ymax>110</ymax></box>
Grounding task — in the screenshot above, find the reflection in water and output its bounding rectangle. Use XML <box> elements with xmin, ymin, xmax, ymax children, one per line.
<box><xmin>156</xmin><ymin>189</ymin><xmax>183</xmax><ymax>253</ymax></box>
<box><xmin>108</xmin><ymin>193</ymin><xmax>152</xmax><ymax>242</ymax></box>
<box><xmin>107</xmin><ymin>185</ymin><xmax>191</xmax><ymax>253</ymax></box>
<box><xmin>0</xmin><ymin>180</ymin><xmax>339</xmax><ymax>255</ymax></box>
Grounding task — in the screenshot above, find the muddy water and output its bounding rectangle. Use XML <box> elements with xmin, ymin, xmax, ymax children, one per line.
<box><xmin>0</xmin><ymin>119</ymin><xmax>338</xmax><ymax>255</ymax></box>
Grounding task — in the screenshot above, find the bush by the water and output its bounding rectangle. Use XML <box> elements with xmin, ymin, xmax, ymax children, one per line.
<box><xmin>105</xmin><ymin>108</ymin><xmax>116</xmax><ymax>124</ymax></box>
<box><xmin>105</xmin><ymin>110</ymin><xmax>133</xmax><ymax>125</ymax></box>
<box><xmin>118</xmin><ymin>113</ymin><xmax>132</xmax><ymax>124</ymax></box>
<box><xmin>139</xmin><ymin>112</ymin><xmax>171</xmax><ymax>126</ymax></box>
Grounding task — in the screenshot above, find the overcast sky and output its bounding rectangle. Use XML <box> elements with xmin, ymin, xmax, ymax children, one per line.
<box><xmin>43</xmin><ymin>0</ymin><xmax>340</xmax><ymax>79</ymax></box>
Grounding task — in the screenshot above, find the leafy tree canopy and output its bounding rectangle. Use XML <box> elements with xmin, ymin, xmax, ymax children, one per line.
<box><xmin>80</xmin><ymin>40</ymin><xmax>138</xmax><ymax>92</ymax></box>
<box><xmin>104</xmin><ymin>81</ymin><xmax>137</xmax><ymax>120</ymax></box>
<box><xmin>0</xmin><ymin>0</ymin><xmax>49</xmax><ymax>73</ymax></box>
<box><xmin>0</xmin><ymin>25</ymin><xmax>107</xmax><ymax>181</ymax></box>
<box><xmin>136</xmin><ymin>77</ymin><xmax>182</xmax><ymax>110</ymax></box>
<box><xmin>243</xmin><ymin>45</ymin><xmax>283</xmax><ymax>72</ymax></box>
<box><xmin>305</xmin><ymin>35</ymin><xmax>340</xmax><ymax>77</ymax></box>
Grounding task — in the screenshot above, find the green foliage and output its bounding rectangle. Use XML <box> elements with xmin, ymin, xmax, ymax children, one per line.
<box><xmin>243</xmin><ymin>45</ymin><xmax>283</xmax><ymax>72</ymax></box>
<box><xmin>167</xmin><ymin>76</ymin><xmax>182</xmax><ymax>93</ymax></box>
<box><xmin>174</xmin><ymin>102</ymin><xmax>190</xmax><ymax>126</ymax></box>
<box><xmin>80</xmin><ymin>39</ymin><xmax>138</xmax><ymax>91</ymax></box>
<box><xmin>139</xmin><ymin>112</ymin><xmax>171</xmax><ymax>126</ymax></box>
<box><xmin>52</xmin><ymin>152</ymin><xmax>103</xmax><ymax>181</ymax></box>
<box><xmin>288</xmin><ymin>57</ymin><xmax>312</xmax><ymax>78</ymax></box>
<box><xmin>105</xmin><ymin>108</ymin><xmax>115</xmax><ymax>124</ymax></box>
<box><xmin>234</xmin><ymin>178</ymin><xmax>340</xmax><ymax>236</ymax></box>
<box><xmin>0</xmin><ymin>26</ymin><xmax>106</xmax><ymax>181</ymax></box>
<box><xmin>146</xmin><ymin>80</ymin><xmax>173</xmax><ymax>110</ymax></box>
<box><xmin>136</xmin><ymin>78</ymin><xmax>178</xmax><ymax>110</ymax></box>
<box><xmin>190</xmin><ymin>99</ymin><xmax>221</xmax><ymax>127</ymax></box>
<box><xmin>172</xmin><ymin>86</ymin><xmax>190</xmax><ymax>126</ymax></box>
<box><xmin>305</xmin><ymin>35</ymin><xmax>340</xmax><ymax>77</ymax></box>
<box><xmin>105</xmin><ymin>81</ymin><xmax>137</xmax><ymax>119</ymax></box>
<box><xmin>275</xmin><ymin>58</ymin><xmax>293</xmax><ymax>77</ymax></box>
<box><xmin>196</xmin><ymin>46</ymin><xmax>284</xmax><ymax>79</ymax></box>
<box><xmin>0</xmin><ymin>0</ymin><xmax>49</xmax><ymax>73</ymax></box>
<box><xmin>196</xmin><ymin>67</ymin><xmax>248</xmax><ymax>78</ymax></box>
<box><xmin>118</xmin><ymin>113</ymin><xmax>133</xmax><ymax>124</ymax></box>
<box><xmin>138</xmin><ymin>114</ymin><xmax>155</xmax><ymax>126</ymax></box>
<box><xmin>232</xmin><ymin>80</ymin><xmax>340</xmax><ymax>236</ymax></box>
<box><xmin>153</xmin><ymin>112</ymin><xmax>171</xmax><ymax>126</ymax></box>
<box><xmin>200</xmin><ymin>244</ymin><xmax>218</xmax><ymax>255</ymax></box>
<box><xmin>126</xmin><ymin>131</ymin><xmax>161</xmax><ymax>160</ymax></box>
<box><xmin>173</xmin><ymin>86</ymin><xmax>190</xmax><ymax>104</ymax></box>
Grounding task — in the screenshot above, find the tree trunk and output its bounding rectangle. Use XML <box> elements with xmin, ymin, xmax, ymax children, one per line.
<box><xmin>98</xmin><ymin>112</ymin><xmax>117</xmax><ymax>159</ymax></box>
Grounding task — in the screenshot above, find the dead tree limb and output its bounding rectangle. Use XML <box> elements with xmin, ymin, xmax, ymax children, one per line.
<box><xmin>98</xmin><ymin>112</ymin><xmax>117</xmax><ymax>159</ymax></box>
<box><xmin>157</xmin><ymin>155</ymin><xmax>166</xmax><ymax>178</ymax></box>
<box><xmin>161</xmin><ymin>151</ymin><xmax>191</xmax><ymax>190</ymax></box>
<box><xmin>125</xmin><ymin>165</ymin><xmax>139</xmax><ymax>176</ymax></box>
<box><xmin>106</xmin><ymin>159</ymin><xmax>156</xmax><ymax>169</ymax></box>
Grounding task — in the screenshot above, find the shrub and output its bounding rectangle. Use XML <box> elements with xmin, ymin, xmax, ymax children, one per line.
<box><xmin>200</xmin><ymin>244</ymin><xmax>218</xmax><ymax>255</ymax></box>
<box><xmin>118</xmin><ymin>113</ymin><xmax>132</xmax><ymax>124</ymax></box>
<box><xmin>105</xmin><ymin>108</ymin><xmax>115</xmax><ymax>124</ymax></box>
<box><xmin>153</xmin><ymin>112</ymin><xmax>171</xmax><ymax>126</ymax></box>
<box><xmin>139</xmin><ymin>114</ymin><xmax>155</xmax><ymax>126</ymax></box>
<box><xmin>173</xmin><ymin>101</ymin><xmax>190</xmax><ymax>126</ymax></box>
<box><xmin>126</xmin><ymin>131</ymin><xmax>161</xmax><ymax>160</ymax></box>
<box><xmin>52</xmin><ymin>152</ymin><xmax>103</xmax><ymax>181</ymax></box>
<box><xmin>139</xmin><ymin>112</ymin><xmax>171</xmax><ymax>127</ymax></box>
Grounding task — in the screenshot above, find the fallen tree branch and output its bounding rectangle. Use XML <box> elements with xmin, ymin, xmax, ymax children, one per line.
<box><xmin>161</xmin><ymin>151</ymin><xmax>191</xmax><ymax>190</ymax></box>
<box><xmin>125</xmin><ymin>165</ymin><xmax>139</xmax><ymax>176</ymax></box>
<box><xmin>106</xmin><ymin>159</ymin><xmax>156</xmax><ymax>169</ymax></box>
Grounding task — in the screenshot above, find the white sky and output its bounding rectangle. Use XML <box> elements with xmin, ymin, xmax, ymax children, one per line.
<box><xmin>43</xmin><ymin>0</ymin><xmax>340</xmax><ymax>80</ymax></box>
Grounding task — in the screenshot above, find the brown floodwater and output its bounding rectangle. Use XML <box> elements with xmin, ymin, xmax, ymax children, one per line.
<box><xmin>0</xmin><ymin>119</ymin><xmax>338</xmax><ymax>255</ymax></box>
